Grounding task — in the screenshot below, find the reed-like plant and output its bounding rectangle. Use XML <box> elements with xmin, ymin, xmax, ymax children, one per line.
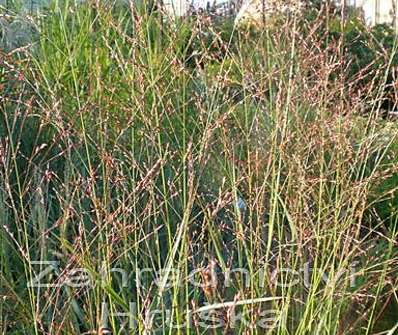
<box><xmin>1</xmin><ymin>1</ymin><xmax>397</xmax><ymax>334</ymax></box>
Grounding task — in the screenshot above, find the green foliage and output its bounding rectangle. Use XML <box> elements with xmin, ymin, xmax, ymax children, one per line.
<box><xmin>369</xmin><ymin>128</ymin><xmax>398</xmax><ymax>225</ymax></box>
<box><xmin>338</xmin><ymin>21</ymin><xmax>397</xmax><ymax>84</ymax></box>
<box><xmin>303</xmin><ymin>6</ymin><xmax>398</xmax><ymax>91</ymax></box>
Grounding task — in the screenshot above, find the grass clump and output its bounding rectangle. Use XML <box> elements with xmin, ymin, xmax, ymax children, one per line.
<box><xmin>0</xmin><ymin>1</ymin><xmax>397</xmax><ymax>334</ymax></box>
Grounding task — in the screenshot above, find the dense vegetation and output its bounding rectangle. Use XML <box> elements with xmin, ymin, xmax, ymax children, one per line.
<box><xmin>1</xmin><ymin>1</ymin><xmax>397</xmax><ymax>334</ymax></box>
